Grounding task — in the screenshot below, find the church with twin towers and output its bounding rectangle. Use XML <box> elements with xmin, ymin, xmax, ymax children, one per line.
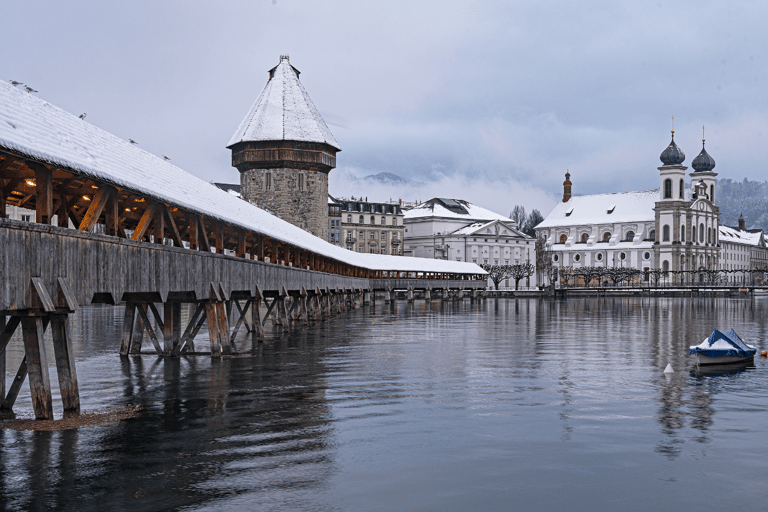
<box><xmin>536</xmin><ymin>128</ymin><xmax>721</xmax><ymax>281</ymax></box>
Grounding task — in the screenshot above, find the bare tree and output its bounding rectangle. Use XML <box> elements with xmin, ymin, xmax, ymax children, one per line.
<box><xmin>523</xmin><ymin>209</ymin><xmax>544</xmax><ymax>237</ymax></box>
<box><xmin>480</xmin><ymin>264</ymin><xmax>512</xmax><ymax>290</ymax></box>
<box><xmin>510</xmin><ymin>205</ymin><xmax>526</xmax><ymax>228</ymax></box>
<box><xmin>535</xmin><ymin>236</ymin><xmax>555</xmax><ymax>288</ymax></box>
<box><xmin>509</xmin><ymin>263</ymin><xmax>535</xmax><ymax>290</ymax></box>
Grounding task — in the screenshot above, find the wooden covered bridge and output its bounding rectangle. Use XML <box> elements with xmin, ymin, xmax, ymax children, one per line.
<box><xmin>0</xmin><ymin>82</ymin><xmax>486</xmax><ymax>420</ymax></box>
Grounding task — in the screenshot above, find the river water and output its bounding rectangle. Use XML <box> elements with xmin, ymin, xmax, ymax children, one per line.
<box><xmin>2</xmin><ymin>297</ymin><xmax>768</xmax><ymax>511</ymax></box>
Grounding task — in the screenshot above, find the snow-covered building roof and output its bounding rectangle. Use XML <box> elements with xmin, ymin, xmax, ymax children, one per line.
<box><xmin>227</xmin><ymin>55</ymin><xmax>340</xmax><ymax>151</ymax></box>
<box><xmin>0</xmin><ymin>80</ymin><xmax>482</xmax><ymax>276</ymax></box>
<box><xmin>719</xmin><ymin>225</ymin><xmax>764</xmax><ymax>247</ymax></box>
<box><xmin>450</xmin><ymin>220</ymin><xmax>527</xmax><ymax>238</ymax></box>
<box><xmin>537</xmin><ymin>190</ymin><xmax>659</xmax><ymax>228</ymax></box>
<box><xmin>404</xmin><ymin>198</ymin><xmax>511</xmax><ymax>222</ymax></box>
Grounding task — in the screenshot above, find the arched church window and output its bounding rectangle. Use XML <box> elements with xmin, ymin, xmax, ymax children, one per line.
<box><xmin>692</xmin><ymin>226</ymin><xmax>696</xmax><ymax>243</ymax></box>
<box><xmin>708</xmin><ymin>227</ymin><xmax>712</xmax><ymax>244</ymax></box>
<box><xmin>663</xmin><ymin>225</ymin><xmax>670</xmax><ymax>241</ymax></box>
<box><xmin>681</xmin><ymin>225</ymin><xmax>685</xmax><ymax>242</ymax></box>
<box><xmin>602</xmin><ymin>232</ymin><xmax>611</xmax><ymax>242</ymax></box>
<box><xmin>580</xmin><ymin>233</ymin><xmax>588</xmax><ymax>243</ymax></box>
<box><xmin>710</xmin><ymin>185</ymin><xmax>714</xmax><ymax>202</ymax></box>
<box><xmin>649</xmin><ymin>229</ymin><xmax>656</xmax><ymax>241</ymax></box>
<box><xmin>664</xmin><ymin>179</ymin><xmax>672</xmax><ymax>199</ymax></box>
<box><xmin>699</xmin><ymin>223</ymin><xmax>704</xmax><ymax>243</ymax></box>
<box><xmin>559</xmin><ymin>234</ymin><xmax>567</xmax><ymax>244</ymax></box>
<box><xmin>625</xmin><ymin>231</ymin><xmax>635</xmax><ymax>242</ymax></box>
<box><xmin>679</xmin><ymin>179</ymin><xmax>684</xmax><ymax>199</ymax></box>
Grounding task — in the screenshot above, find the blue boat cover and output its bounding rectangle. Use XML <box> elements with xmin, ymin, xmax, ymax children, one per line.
<box><xmin>689</xmin><ymin>329</ymin><xmax>757</xmax><ymax>358</ymax></box>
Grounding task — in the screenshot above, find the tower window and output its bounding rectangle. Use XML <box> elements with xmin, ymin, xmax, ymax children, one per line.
<box><xmin>699</xmin><ymin>223</ymin><xmax>704</xmax><ymax>243</ymax></box>
<box><xmin>664</xmin><ymin>179</ymin><xmax>672</xmax><ymax>199</ymax></box>
<box><xmin>681</xmin><ymin>225</ymin><xmax>685</xmax><ymax>242</ymax></box>
<box><xmin>663</xmin><ymin>225</ymin><xmax>670</xmax><ymax>241</ymax></box>
<box><xmin>710</xmin><ymin>185</ymin><xmax>714</xmax><ymax>203</ymax></box>
<box><xmin>264</xmin><ymin>171</ymin><xmax>273</xmax><ymax>191</ymax></box>
<box><xmin>679</xmin><ymin>179</ymin><xmax>684</xmax><ymax>199</ymax></box>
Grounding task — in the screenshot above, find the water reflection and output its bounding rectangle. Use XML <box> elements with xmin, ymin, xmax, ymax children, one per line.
<box><xmin>2</xmin><ymin>297</ymin><xmax>768</xmax><ymax>510</ymax></box>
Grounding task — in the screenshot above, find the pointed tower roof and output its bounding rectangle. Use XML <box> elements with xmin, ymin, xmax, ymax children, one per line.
<box><xmin>228</xmin><ymin>55</ymin><xmax>340</xmax><ymax>150</ymax></box>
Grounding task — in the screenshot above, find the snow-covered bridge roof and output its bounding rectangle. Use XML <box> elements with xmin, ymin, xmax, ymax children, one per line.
<box><xmin>0</xmin><ymin>81</ymin><xmax>482</xmax><ymax>276</ymax></box>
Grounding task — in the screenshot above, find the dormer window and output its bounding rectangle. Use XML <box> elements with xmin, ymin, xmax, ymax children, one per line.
<box><xmin>607</xmin><ymin>205</ymin><xmax>616</xmax><ymax>214</ymax></box>
<box><xmin>565</xmin><ymin>208</ymin><xmax>573</xmax><ymax>217</ymax></box>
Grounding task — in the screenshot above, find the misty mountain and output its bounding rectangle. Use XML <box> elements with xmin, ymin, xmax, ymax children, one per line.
<box><xmin>362</xmin><ymin>172</ymin><xmax>423</xmax><ymax>186</ymax></box>
<box><xmin>717</xmin><ymin>178</ymin><xmax>768</xmax><ymax>231</ymax></box>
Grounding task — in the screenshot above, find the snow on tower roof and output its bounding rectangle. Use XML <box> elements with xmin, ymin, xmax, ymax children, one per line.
<box><xmin>537</xmin><ymin>190</ymin><xmax>660</xmax><ymax>228</ymax></box>
<box><xmin>227</xmin><ymin>55</ymin><xmax>341</xmax><ymax>150</ymax></box>
<box><xmin>0</xmin><ymin>80</ymin><xmax>482</xmax><ymax>276</ymax></box>
<box><xmin>404</xmin><ymin>198</ymin><xmax>511</xmax><ymax>222</ymax></box>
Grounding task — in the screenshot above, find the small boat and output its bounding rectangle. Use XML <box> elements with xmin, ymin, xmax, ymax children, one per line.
<box><xmin>689</xmin><ymin>329</ymin><xmax>757</xmax><ymax>366</ymax></box>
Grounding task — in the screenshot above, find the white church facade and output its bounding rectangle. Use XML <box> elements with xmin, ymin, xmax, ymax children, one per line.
<box><xmin>536</xmin><ymin>131</ymin><xmax>721</xmax><ymax>284</ymax></box>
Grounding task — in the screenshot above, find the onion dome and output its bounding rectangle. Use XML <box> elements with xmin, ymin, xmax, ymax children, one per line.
<box><xmin>691</xmin><ymin>139</ymin><xmax>716</xmax><ymax>172</ymax></box>
<box><xmin>660</xmin><ymin>130</ymin><xmax>685</xmax><ymax>165</ymax></box>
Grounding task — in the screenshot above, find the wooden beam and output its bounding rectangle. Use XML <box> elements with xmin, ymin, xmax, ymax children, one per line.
<box><xmin>104</xmin><ymin>187</ymin><xmax>119</xmax><ymax>236</ymax></box>
<box><xmin>131</xmin><ymin>202</ymin><xmax>158</xmax><ymax>241</ymax></box>
<box><xmin>21</xmin><ymin>316</ymin><xmax>53</xmax><ymax>420</ymax></box>
<box><xmin>50</xmin><ymin>314</ymin><xmax>80</xmax><ymax>414</ymax></box>
<box><xmin>188</xmin><ymin>215</ymin><xmax>199</xmax><ymax>250</ymax></box>
<box><xmin>163</xmin><ymin>205</ymin><xmax>184</xmax><ymax>248</ymax></box>
<box><xmin>33</xmin><ymin>163</ymin><xmax>53</xmax><ymax>224</ymax></box>
<box><xmin>0</xmin><ymin>356</ymin><xmax>27</xmax><ymax>412</ymax></box>
<box><xmin>135</xmin><ymin>303</ymin><xmax>163</xmax><ymax>354</ymax></box>
<box><xmin>78</xmin><ymin>186</ymin><xmax>111</xmax><ymax>232</ymax></box>
<box><xmin>154</xmin><ymin>202</ymin><xmax>165</xmax><ymax>244</ymax></box>
<box><xmin>119</xmin><ymin>302</ymin><xmax>137</xmax><ymax>356</ymax></box>
<box><xmin>198</xmin><ymin>215</ymin><xmax>211</xmax><ymax>252</ymax></box>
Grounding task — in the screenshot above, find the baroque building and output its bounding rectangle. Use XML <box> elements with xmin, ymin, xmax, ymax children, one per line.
<box><xmin>228</xmin><ymin>55</ymin><xmax>340</xmax><ymax>240</ymax></box>
<box><xmin>403</xmin><ymin>198</ymin><xmax>535</xmax><ymax>289</ymax></box>
<box><xmin>536</xmin><ymin>131</ymin><xmax>721</xmax><ymax>283</ymax></box>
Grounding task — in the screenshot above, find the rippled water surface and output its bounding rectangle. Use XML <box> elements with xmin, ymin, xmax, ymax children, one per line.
<box><xmin>3</xmin><ymin>297</ymin><xmax>768</xmax><ymax>511</ymax></box>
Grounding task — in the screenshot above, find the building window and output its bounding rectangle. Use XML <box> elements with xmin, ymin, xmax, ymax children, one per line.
<box><xmin>559</xmin><ymin>234</ymin><xmax>567</xmax><ymax>244</ymax></box>
<box><xmin>359</xmin><ymin>215</ymin><xmax>364</xmax><ymax>224</ymax></box>
<box><xmin>681</xmin><ymin>225</ymin><xmax>685</xmax><ymax>242</ymax></box>
<box><xmin>370</xmin><ymin>232</ymin><xmax>375</xmax><ymax>240</ymax></box>
<box><xmin>710</xmin><ymin>184</ymin><xmax>714</xmax><ymax>202</ymax></box>
<box><xmin>574</xmin><ymin>254</ymin><xmax>581</xmax><ymax>262</ymax></box>
<box><xmin>707</xmin><ymin>227</ymin><xmax>711</xmax><ymax>244</ymax></box>
<box><xmin>620</xmin><ymin>252</ymin><xmax>626</xmax><ymax>260</ymax></box>
<box><xmin>625</xmin><ymin>231</ymin><xmax>635</xmax><ymax>242</ymax></box>
<box><xmin>298</xmin><ymin>172</ymin><xmax>306</xmax><ymax>192</ymax></box>
<box><xmin>679</xmin><ymin>179</ymin><xmax>684</xmax><ymax>199</ymax></box>
<box><xmin>643</xmin><ymin>251</ymin><xmax>650</xmax><ymax>260</ymax></box>
<box><xmin>264</xmin><ymin>171</ymin><xmax>273</xmax><ymax>191</ymax></box>
<box><xmin>602</xmin><ymin>232</ymin><xmax>611</xmax><ymax>242</ymax></box>
<box><xmin>347</xmin><ymin>214</ymin><xmax>352</xmax><ymax>223</ymax></box>
<box><xmin>699</xmin><ymin>223</ymin><xmax>704</xmax><ymax>243</ymax></box>
<box><xmin>664</xmin><ymin>179</ymin><xmax>672</xmax><ymax>199</ymax></box>
<box><xmin>580</xmin><ymin>233</ymin><xmax>588</xmax><ymax>243</ymax></box>
<box><xmin>596</xmin><ymin>253</ymin><xmax>603</xmax><ymax>261</ymax></box>
<box><xmin>663</xmin><ymin>260</ymin><xmax>669</xmax><ymax>271</ymax></box>
<box><xmin>663</xmin><ymin>225</ymin><xmax>670</xmax><ymax>241</ymax></box>
<box><xmin>381</xmin><ymin>232</ymin><xmax>386</xmax><ymax>240</ymax></box>
<box><xmin>553</xmin><ymin>254</ymin><xmax>559</xmax><ymax>262</ymax></box>
<box><xmin>649</xmin><ymin>229</ymin><xmax>656</xmax><ymax>241</ymax></box>
<box><xmin>381</xmin><ymin>216</ymin><xmax>386</xmax><ymax>225</ymax></box>
<box><xmin>370</xmin><ymin>216</ymin><xmax>375</xmax><ymax>225</ymax></box>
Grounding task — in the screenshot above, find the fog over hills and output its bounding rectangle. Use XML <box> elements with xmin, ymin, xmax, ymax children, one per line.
<box><xmin>717</xmin><ymin>178</ymin><xmax>768</xmax><ymax>231</ymax></box>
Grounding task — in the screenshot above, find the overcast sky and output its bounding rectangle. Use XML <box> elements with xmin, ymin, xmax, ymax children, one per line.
<box><xmin>3</xmin><ymin>0</ymin><xmax>766</xmax><ymax>217</ymax></box>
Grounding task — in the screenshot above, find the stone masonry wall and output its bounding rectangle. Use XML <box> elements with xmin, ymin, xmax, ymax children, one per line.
<box><xmin>240</xmin><ymin>167</ymin><xmax>329</xmax><ymax>240</ymax></box>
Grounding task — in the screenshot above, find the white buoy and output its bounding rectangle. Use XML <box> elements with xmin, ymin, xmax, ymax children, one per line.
<box><xmin>664</xmin><ymin>363</ymin><xmax>674</xmax><ymax>374</ymax></box>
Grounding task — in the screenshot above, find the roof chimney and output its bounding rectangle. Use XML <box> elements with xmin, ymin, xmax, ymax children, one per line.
<box><xmin>739</xmin><ymin>212</ymin><xmax>745</xmax><ymax>231</ymax></box>
<box><xmin>563</xmin><ymin>172</ymin><xmax>572</xmax><ymax>202</ymax></box>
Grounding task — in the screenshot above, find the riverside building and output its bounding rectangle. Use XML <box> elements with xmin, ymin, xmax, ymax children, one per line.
<box><xmin>536</xmin><ymin>131</ymin><xmax>721</xmax><ymax>284</ymax></box>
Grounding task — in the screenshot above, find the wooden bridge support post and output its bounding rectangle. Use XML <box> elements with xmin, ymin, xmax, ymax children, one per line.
<box><xmin>163</xmin><ymin>302</ymin><xmax>182</xmax><ymax>356</ymax></box>
<box><xmin>407</xmin><ymin>287</ymin><xmax>414</xmax><ymax>303</ymax></box>
<box><xmin>300</xmin><ymin>287</ymin><xmax>309</xmax><ymax>325</ymax></box>
<box><xmin>20</xmin><ymin>316</ymin><xmax>53</xmax><ymax>420</ymax></box>
<box><xmin>384</xmin><ymin>287</ymin><xmax>391</xmax><ymax>304</ymax></box>
<box><xmin>277</xmin><ymin>287</ymin><xmax>289</xmax><ymax>330</ymax></box>
<box><xmin>119</xmin><ymin>302</ymin><xmax>136</xmax><ymax>356</ymax></box>
<box><xmin>425</xmin><ymin>287</ymin><xmax>431</xmax><ymax>302</ymax></box>
<box><xmin>0</xmin><ymin>315</ymin><xmax>5</xmax><ymax>402</ymax></box>
<box><xmin>50</xmin><ymin>313</ymin><xmax>80</xmax><ymax>415</ymax></box>
<box><xmin>129</xmin><ymin>304</ymin><xmax>147</xmax><ymax>354</ymax></box>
